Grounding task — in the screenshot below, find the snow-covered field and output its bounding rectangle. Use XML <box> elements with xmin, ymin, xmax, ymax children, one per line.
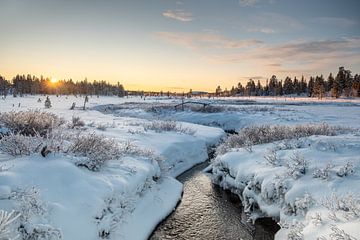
<box><xmin>0</xmin><ymin>95</ymin><xmax>359</xmax><ymax>240</ymax></box>
<box><xmin>0</xmin><ymin>95</ymin><xmax>224</xmax><ymax>240</ymax></box>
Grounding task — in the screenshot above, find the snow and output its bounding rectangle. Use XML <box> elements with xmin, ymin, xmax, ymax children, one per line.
<box><xmin>210</xmin><ymin>134</ymin><xmax>360</xmax><ymax>239</ymax></box>
<box><xmin>1</xmin><ymin>94</ymin><xmax>359</xmax><ymax>239</ymax></box>
<box><xmin>0</xmin><ymin>95</ymin><xmax>224</xmax><ymax>239</ymax></box>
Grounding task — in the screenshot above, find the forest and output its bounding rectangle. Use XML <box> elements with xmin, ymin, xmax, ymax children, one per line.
<box><xmin>0</xmin><ymin>75</ymin><xmax>126</xmax><ymax>97</ymax></box>
<box><xmin>215</xmin><ymin>67</ymin><xmax>360</xmax><ymax>98</ymax></box>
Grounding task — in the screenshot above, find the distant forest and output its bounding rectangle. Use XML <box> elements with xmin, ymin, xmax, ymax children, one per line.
<box><xmin>214</xmin><ymin>67</ymin><xmax>360</xmax><ymax>98</ymax></box>
<box><xmin>0</xmin><ymin>75</ymin><xmax>126</xmax><ymax>97</ymax></box>
<box><xmin>1</xmin><ymin>67</ymin><xmax>360</xmax><ymax>99</ymax></box>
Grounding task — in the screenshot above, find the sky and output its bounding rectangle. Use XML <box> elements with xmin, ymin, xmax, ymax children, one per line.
<box><xmin>1</xmin><ymin>0</ymin><xmax>360</xmax><ymax>92</ymax></box>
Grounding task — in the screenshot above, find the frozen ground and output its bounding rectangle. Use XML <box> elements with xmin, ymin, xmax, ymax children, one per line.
<box><xmin>94</xmin><ymin>96</ymin><xmax>360</xmax><ymax>130</ymax></box>
<box><xmin>209</xmin><ymin>128</ymin><xmax>360</xmax><ymax>238</ymax></box>
<box><xmin>0</xmin><ymin>95</ymin><xmax>359</xmax><ymax>239</ymax></box>
<box><xmin>0</xmin><ymin>95</ymin><xmax>224</xmax><ymax>240</ymax></box>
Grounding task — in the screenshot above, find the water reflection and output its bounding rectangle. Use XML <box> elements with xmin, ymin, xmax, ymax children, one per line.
<box><xmin>150</xmin><ymin>162</ymin><xmax>279</xmax><ymax>240</ymax></box>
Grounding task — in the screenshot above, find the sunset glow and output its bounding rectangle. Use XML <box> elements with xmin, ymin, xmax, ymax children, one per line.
<box><xmin>0</xmin><ymin>0</ymin><xmax>359</xmax><ymax>92</ymax></box>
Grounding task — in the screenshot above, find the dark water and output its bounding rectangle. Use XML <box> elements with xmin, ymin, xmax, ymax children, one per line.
<box><xmin>150</xmin><ymin>162</ymin><xmax>279</xmax><ymax>240</ymax></box>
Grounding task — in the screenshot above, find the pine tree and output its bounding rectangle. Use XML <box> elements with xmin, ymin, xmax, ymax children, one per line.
<box><xmin>313</xmin><ymin>75</ymin><xmax>325</xmax><ymax>99</ymax></box>
<box><xmin>326</xmin><ymin>73</ymin><xmax>334</xmax><ymax>92</ymax></box>
<box><xmin>45</xmin><ymin>96</ymin><xmax>52</xmax><ymax>108</ymax></box>
<box><xmin>283</xmin><ymin>76</ymin><xmax>293</xmax><ymax>95</ymax></box>
<box><xmin>308</xmin><ymin>77</ymin><xmax>315</xmax><ymax>97</ymax></box>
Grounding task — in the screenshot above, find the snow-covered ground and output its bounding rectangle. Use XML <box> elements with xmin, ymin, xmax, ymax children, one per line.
<box><xmin>0</xmin><ymin>95</ymin><xmax>224</xmax><ymax>240</ymax></box>
<box><xmin>209</xmin><ymin>126</ymin><xmax>360</xmax><ymax>238</ymax></box>
<box><xmin>0</xmin><ymin>95</ymin><xmax>359</xmax><ymax>239</ymax></box>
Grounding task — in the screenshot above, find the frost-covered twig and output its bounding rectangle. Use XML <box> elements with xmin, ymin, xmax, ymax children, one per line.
<box><xmin>0</xmin><ymin>210</ymin><xmax>20</xmax><ymax>240</ymax></box>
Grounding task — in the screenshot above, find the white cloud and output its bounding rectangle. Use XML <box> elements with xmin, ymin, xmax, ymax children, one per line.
<box><xmin>239</xmin><ymin>0</ymin><xmax>258</xmax><ymax>7</ymax></box>
<box><xmin>247</xmin><ymin>27</ymin><xmax>275</xmax><ymax>34</ymax></box>
<box><xmin>163</xmin><ymin>9</ymin><xmax>193</xmax><ymax>22</ymax></box>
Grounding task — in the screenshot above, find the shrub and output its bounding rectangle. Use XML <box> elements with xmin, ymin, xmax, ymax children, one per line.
<box><xmin>0</xmin><ymin>132</ymin><xmax>42</xmax><ymax>156</ymax></box>
<box><xmin>337</xmin><ymin>162</ymin><xmax>355</xmax><ymax>177</ymax></box>
<box><xmin>19</xmin><ymin>224</ymin><xmax>62</xmax><ymax>240</ymax></box>
<box><xmin>68</xmin><ymin>133</ymin><xmax>122</xmax><ymax>171</ymax></box>
<box><xmin>286</xmin><ymin>151</ymin><xmax>308</xmax><ymax>179</ymax></box>
<box><xmin>0</xmin><ymin>130</ymin><xmax>67</xmax><ymax>157</ymax></box>
<box><xmin>321</xmin><ymin>193</ymin><xmax>360</xmax><ymax>221</ymax></box>
<box><xmin>144</xmin><ymin>120</ymin><xmax>195</xmax><ymax>135</ymax></box>
<box><xmin>68</xmin><ymin>116</ymin><xmax>85</xmax><ymax>129</ymax></box>
<box><xmin>216</xmin><ymin>123</ymin><xmax>348</xmax><ymax>155</ymax></box>
<box><xmin>0</xmin><ymin>110</ymin><xmax>63</xmax><ymax>136</ymax></box>
<box><xmin>313</xmin><ymin>163</ymin><xmax>333</xmax><ymax>180</ymax></box>
<box><xmin>263</xmin><ymin>148</ymin><xmax>278</xmax><ymax>166</ymax></box>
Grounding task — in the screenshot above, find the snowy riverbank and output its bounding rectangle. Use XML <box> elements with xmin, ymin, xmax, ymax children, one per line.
<box><xmin>0</xmin><ymin>95</ymin><xmax>224</xmax><ymax>239</ymax></box>
<box><xmin>210</xmin><ymin>128</ymin><xmax>360</xmax><ymax>239</ymax></box>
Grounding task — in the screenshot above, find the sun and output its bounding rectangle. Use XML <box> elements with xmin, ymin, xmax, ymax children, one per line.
<box><xmin>50</xmin><ymin>77</ymin><xmax>58</xmax><ymax>83</ymax></box>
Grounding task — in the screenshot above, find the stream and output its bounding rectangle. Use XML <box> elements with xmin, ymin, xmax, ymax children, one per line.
<box><xmin>150</xmin><ymin>161</ymin><xmax>280</xmax><ymax>240</ymax></box>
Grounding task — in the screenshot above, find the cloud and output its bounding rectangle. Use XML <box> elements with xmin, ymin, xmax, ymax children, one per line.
<box><xmin>155</xmin><ymin>28</ymin><xmax>360</xmax><ymax>77</ymax></box>
<box><xmin>266</xmin><ymin>63</ymin><xmax>281</xmax><ymax>67</ymax></box>
<box><xmin>247</xmin><ymin>27</ymin><xmax>275</xmax><ymax>34</ymax></box>
<box><xmin>239</xmin><ymin>0</ymin><xmax>258</xmax><ymax>7</ymax></box>
<box><xmin>313</xmin><ymin>17</ymin><xmax>357</xmax><ymax>28</ymax></box>
<box><xmin>154</xmin><ymin>31</ymin><xmax>263</xmax><ymax>50</ymax></box>
<box><xmin>162</xmin><ymin>9</ymin><xmax>193</xmax><ymax>22</ymax></box>
<box><xmin>258</xmin><ymin>38</ymin><xmax>360</xmax><ymax>60</ymax></box>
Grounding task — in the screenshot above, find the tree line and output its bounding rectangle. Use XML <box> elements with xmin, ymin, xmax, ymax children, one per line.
<box><xmin>0</xmin><ymin>74</ymin><xmax>126</xmax><ymax>97</ymax></box>
<box><xmin>215</xmin><ymin>67</ymin><xmax>360</xmax><ymax>98</ymax></box>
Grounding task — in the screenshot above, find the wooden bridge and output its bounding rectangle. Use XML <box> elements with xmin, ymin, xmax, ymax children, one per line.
<box><xmin>174</xmin><ymin>100</ymin><xmax>211</xmax><ymax>111</ymax></box>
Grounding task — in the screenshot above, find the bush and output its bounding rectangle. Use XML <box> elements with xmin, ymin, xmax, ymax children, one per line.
<box><xmin>144</xmin><ymin>120</ymin><xmax>195</xmax><ymax>135</ymax></box>
<box><xmin>68</xmin><ymin>133</ymin><xmax>122</xmax><ymax>171</ymax></box>
<box><xmin>337</xmin><ymin>162</ymin><xmax>355</xmax><ymax>177</ymax></box>
<box><xmin>68</xmin><ymin>116</ymin><xmax>85</xmax><ymax>129</ymax></box>
<box><xmin>0</xmin><ymin>110</ymin><xmax>63</xmax><ymax>136</ymax></box>
<box><xmin>19</xmin><ymin>224</ymin><xmax>62</xmax><ymax>240</ymax></box>
<box><xmin>144</xmin><ymin>120</ymin><xmax>177</xmax><ymax>132</ymax></box>
<box><xmin>0</xmin><ymin>130</ymin><xmax>67</xmax><ymax>157</ymax></box>
<box><xmin>286</xmin><ymin>151</ymin><xmax>308</xmax><ymax>179</ymax></box>
<box><xmin>0</xmin><ymin>132</ymin><xmax>42</xmax><ymax>156</ymax></box>
<box><xmin>313</xmin><ymin>163</ymin><xmax>333</xmax><ymax>180</ymax></box>
<box><xmin>216</xmin><ymin>123</ymin><xmax>348</xmax><ymax>155</ymax></box>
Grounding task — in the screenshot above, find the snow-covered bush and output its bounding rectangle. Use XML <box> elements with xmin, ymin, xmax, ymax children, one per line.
<box><xmin>216</xmin><ymin>123</ymin><xmax>348</xmax><ymax>155</ymax></box>
<box><xmin>0</xmin><ymin>110</ymin><xmax>63</xmax><ymax>136</ymax></box>
<box><xmin>0</xmin><ymin>210</ymin><xmax>20</xmax><ymax>240</ymax></box>
<box><xmin>68</xmin><ymin>133</ymin><xmax>122</xmax><ymax>171</ymax></box>
<box><xmin>336</xmin><ymin>161</ymin><xmax>355</xmax><ymax>177</ymax></box>
<box><xmin>96</xmin><ymin>191</ymin><xmax>137</xmax><ymax>238</ymax></box>
<box><xmin>11</xmin><ymin>187</ymin><xmax>47</xmax><ymax>223</ymax></box>
<box><xmin>68</xmin><ymin>116</ymin><xmax>85</xmax><ymax>129</ymax></box>
<box><xmin>0</xmin><ymin>132</ymin><xmax>42</xmax><ymax>156</ymax></box>
<box><xmin>321</xmin><ymin>193</ymin><xmax>360</xmax><ymax>221</ymax></box>
<box><xmin>19</xmin><ymin>224</ymin><xmax>62</xmax><ymax>240</ymax></box>
<box><xmin>7</xmin><ymin>187</ymin><xmax>62</xmax><ymax>240</ymax></box>
<box><xmin>313</xmin><ymin>163</ymin><xmax>333</xmax><ymax>180</ymax></box>
<box><xmin>263</xmin><ymin>148</ymin><xmax>279</xmax><ymax>166</ymax></box>
<box><xmin>286</xmin><ymin>151</ymin><xmax>308</xmax><ymax>179</ymax></box>
<box><xmin>0</xmin><ymin>130</ymin><xmax>67</xmax><ymax>157</ymax></box>
<box><xmin>328</xmin><ymin>225</ymin><xmax>357</xmax><ymax>240</ymax></box>
<box><xmin>286</xmin><ymin>222</ymin><xmax>304</xmax><ymax>240</ymax></box>
<box><xmin>144</xmin><ymin>120</ymin><xmax>195</xmax><ymax>135</ymax></box>
<box><xmin>96</xmin><ymin>124</ymin><xmax>107</xmax><ymax>131</ymax></box>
